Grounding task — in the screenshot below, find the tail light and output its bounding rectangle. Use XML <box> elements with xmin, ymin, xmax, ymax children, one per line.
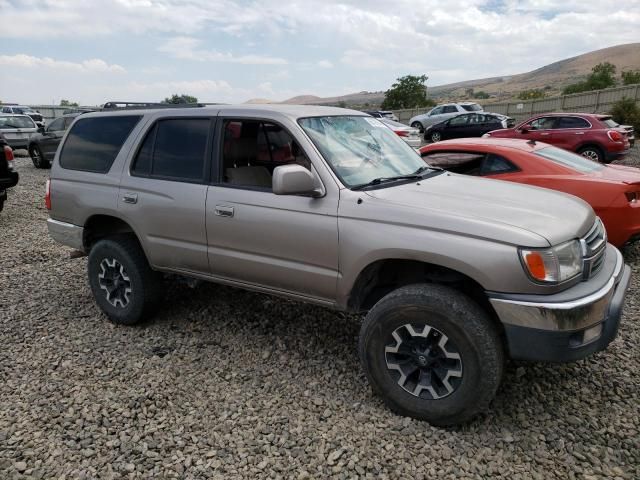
<box><xmin>45</xmin><ymin>179</ymin><xmax>51</xmax><ymax>210</ymax></box>
<box><xmin>395</xmin><ymin>130</ymin><xmax>409</xmax><ymax>137</ymax></box>
<box><xmin>607</xmin><ymin>130</ymin><xmax>624</xmax><ymax>142</ymax></box>
<box><xmin>625</xmin><ymin>191</ymin><xmax>639</xmax><ymax>204</ymax></box>
<box><xmin>3</xmin><ymin>145</ymin><xmax>13</xmax><ymax>162</ymax></box>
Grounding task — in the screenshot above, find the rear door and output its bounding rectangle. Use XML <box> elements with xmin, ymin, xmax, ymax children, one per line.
<box><xmin>551</xmin><ymin>116</ymin><xmax>591</xmax><ymax>151</ymax></box>
<box><xmin>117</xmin><ymin>116</ymin><xmax>213</xmax><ymax>274</ymax></box>
<box><xmin>205</xmin><ymin>116</ymin><xmax>339</xmax><ymax>302</ymax></box>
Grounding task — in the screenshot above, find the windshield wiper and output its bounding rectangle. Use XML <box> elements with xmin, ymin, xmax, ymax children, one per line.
<box><xmin>351</xmin><ymin>166</ymin><xmax>440</xmax><ymax>191</ymax></box>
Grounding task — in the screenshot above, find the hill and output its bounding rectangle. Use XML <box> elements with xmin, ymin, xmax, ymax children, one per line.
<box><xmin>278</xmin><ymin>43</ymin><xmax>640</xmax><ymax>107</ymax></box>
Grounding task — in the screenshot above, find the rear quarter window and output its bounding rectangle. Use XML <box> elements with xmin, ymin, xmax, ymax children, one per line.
<box><xmin>59</xmin><ymin>115</ymin><xmax>141</xmax><ymax>172</ymax></box>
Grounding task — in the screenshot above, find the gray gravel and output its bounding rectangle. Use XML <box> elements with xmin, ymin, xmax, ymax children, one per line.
<box><xmin>1</xmin><ymin>149</ymin><xmax>639</xmax><ymax>479</ymax></box>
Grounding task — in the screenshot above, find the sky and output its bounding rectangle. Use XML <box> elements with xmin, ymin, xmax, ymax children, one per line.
<box><xmin>0</xmin><ymin>0</ymin><xmax>639</xmax><ymax>106</ymax></box>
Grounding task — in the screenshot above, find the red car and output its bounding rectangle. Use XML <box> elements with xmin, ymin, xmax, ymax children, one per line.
<box><xmin>484</xmin><ymin>113</ymin><xmax>631</xmax><ymax>164</ymax></box>
<box><xmin>420</xmin><ymin>138</ymin><xmax>640</xmax><ymax>246</ymax></box>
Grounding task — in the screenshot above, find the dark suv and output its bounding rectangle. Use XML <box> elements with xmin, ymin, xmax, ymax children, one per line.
<box><xmin>28</xmin><ymin>113</ymin><xmax>80</xmax><ymax>168</ymax></box>
<box><xmin>0</xmin><ymin>134</ymin><xmax>19</xmax><ymax>212</ymax></box>
<box><xmin>485</xmin><ymin>113</ymin><xmax>630</xmax><ymax>163</ymax></box>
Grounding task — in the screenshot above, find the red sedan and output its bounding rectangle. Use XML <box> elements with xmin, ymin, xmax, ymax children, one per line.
<box><xmin>420</xmin><ymin>138</ymin><xmax>640</xmax><ymax>246</ymax></box>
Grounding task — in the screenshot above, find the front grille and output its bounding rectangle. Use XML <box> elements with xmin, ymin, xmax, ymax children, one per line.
<box><xmin>581</xmin><ymin>218</ymin><xmax>607</xmax><ymax>280</ymax></box>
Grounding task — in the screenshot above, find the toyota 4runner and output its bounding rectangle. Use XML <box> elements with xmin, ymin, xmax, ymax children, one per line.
<box><xmin>47</xmin><ymin>106</ymin><xmax>631</xmax><ymax>426</ymax></box>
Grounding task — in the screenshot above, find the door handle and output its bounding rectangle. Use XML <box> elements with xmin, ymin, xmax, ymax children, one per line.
<box><xmin>575</xmin><ymin>132</ymin><xmax>585</xmax><ymax>135</ymax></box>
<box><xmin>540</xmin><ymin>132</ymin><xmax>550</xmax><ymax>136</ymax></box>
<box><xmin>122</xmin><ymin>192</ymin><xmax>138</xmax><ymax>204</ymax></box>
<box><xmin>215</xmin><ymin>205</ymin><xmax>234</xmax><ymax>217</ymax></box>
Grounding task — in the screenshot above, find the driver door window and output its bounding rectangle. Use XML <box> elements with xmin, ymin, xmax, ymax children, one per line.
<box><xmin>529</xmin><ymin>117</ymin><xmax>557</xmax><ymax>130</ymax></box>
<box><xmin>429</xmin><ymin>107</ymin><xmax>444</xmax><ymax>116</ymax></box>
<box><xmin>47</xmin><ymin>118</ymin><xmax>65</xmax><ymax>133</ymax></box>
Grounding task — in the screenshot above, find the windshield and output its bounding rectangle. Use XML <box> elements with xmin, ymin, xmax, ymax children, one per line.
<box><xmin>0</xmin><ymin>115</ymin><xmax>36</xmax><ymax>129</ymax></box>
<box><xmin>461</xmin><ymin>104</ymin><xmax>482</xmax><ymax>112</ymax></box>
<box><xmin>535</xmin><ymin>146</ymin><xmax>603</xmax><ymax>173</ymax></box>
<box><xmin>299</xmin><ymin>115</ymin><xmax>427</xmax><ymax>188</ymax></box>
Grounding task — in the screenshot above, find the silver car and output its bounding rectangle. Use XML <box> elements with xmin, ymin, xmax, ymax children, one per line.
<box><xmin>47</xmin><ymin>105</ymin><xmax>630</xmax><ymax>426</ymax></box>
<box><xmin>0</xmin><ymin>114</ymin><xmax>38</xmax><ymax>149</ymax></box>
<box><xmin>409</xmin><ymin>102</ymin><xmax>483</xmax><ymax>132</ymax></box>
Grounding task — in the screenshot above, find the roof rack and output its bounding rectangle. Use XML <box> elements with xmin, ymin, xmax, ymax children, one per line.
<box><xmin>101</xmin><ymin>101</ymin><xmax>223</xmax><ymax>111</ymax></box>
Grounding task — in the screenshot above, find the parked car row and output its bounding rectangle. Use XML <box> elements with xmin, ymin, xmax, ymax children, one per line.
<box><xmin>45</xmin><ymin>104</ymin><xmax>631</xmax><ymax>427</ymax></box>
<box><xmin>1</xmin><ymin>104</ymin><xmax>46</xmax><ymax>128</ymax></box>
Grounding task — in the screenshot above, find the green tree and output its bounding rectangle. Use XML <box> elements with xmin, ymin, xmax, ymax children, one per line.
<box><xmin>60</xmin><ymin>99</ymin><xmax>79</xmax><ymax>107</ymax></box>
<box><xmin>337</xmin><ymin>100</ymin><xmax>347</xmax><ymax>108</ymax></box>
<box><xmin>563</xmin><ymin>62</ymin><xmax>617</xmax><ymax>94</ymax></box>
<box><xmin>474</xmin><ymin>91</ymin><xmax>490</xmax><ymax>99</ymax></box>
<box><xmin>517</xmin><ymin>89</ymin><xmax>545</xmax><ymax>100</ymax></box>
<box><xmin>381</xmin><ymin>75</ymin><xmax>435</xmax><ymax>110</ymax></box>
<box><xmin>610</xmin><ymin>97</ymin><xmax>640</xmax><ymax>132</ymax></box>
<box><xmin>162</xmin><ymin>94</ymin><xmax>198</xmax><ymax>104</ymax></box>
<box><xmin>622</xmin><ymin>70</ymin><xmax>640</xmax><ymax>85</ymax></box>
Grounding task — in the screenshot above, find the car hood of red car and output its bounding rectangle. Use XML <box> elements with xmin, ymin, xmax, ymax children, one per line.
<box><xmin>589</xmin><ymin>164</ymin><xmax>640</xmax><ymax>185</ymax></box>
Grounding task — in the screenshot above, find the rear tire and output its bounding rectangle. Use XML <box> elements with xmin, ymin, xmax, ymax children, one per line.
<box><xmin>88</xmin><ymin>235</ymin><xmax>163</xmax><ymax>325</ymax></box>
<box><xmin>358</xmin><ymin>283</ymin><xmax>504</xmax><ymax>426</ymax></box>
<box><xmin>29</xmin><ymin>145</ymin><xmax>49</xmax><ymax>169</ymax></box>
<box><xmin>577</xmin><ymin>145</ymin><xmax>604</xmax><ymax>163</ymax></box>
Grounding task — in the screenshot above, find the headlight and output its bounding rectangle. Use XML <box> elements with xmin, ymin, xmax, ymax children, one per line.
<box><xmin>520</xmin><ymin>240</ymin><xmax>582</xmax><ymax>283</ymax></box>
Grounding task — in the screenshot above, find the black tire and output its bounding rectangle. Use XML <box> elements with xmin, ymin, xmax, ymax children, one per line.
<box><xmin>411</xmin><ymin>121</ymin><xmax>424</xmax><ymax>133</ymax></box>
<box><xmin>29</xmin><ymin>145</ymin><xmax>49</xmax><ymax>169</ymax></box>
<box><xmin>577</xmin><ymin>145</ymin><xmax>604</xmax><ymax>163</ymax></box>
<box><xmin>88</xmin><ymin>235</ymin><xmax>163</xmax><ymax>325</ymax></box>
<box><xmin>358</xmin><ymin>283</ymin><xmax>504</xmax><ymax>426</ymax></box>
<box><xmin>0</xmin><ymin>198</ymin><xmax>4</xmax><ymax>212</ymax></box>
<box><xmin>430</xmin><ymin>131</ymin><xmax>441</xmax><ymax>143</ymax></box>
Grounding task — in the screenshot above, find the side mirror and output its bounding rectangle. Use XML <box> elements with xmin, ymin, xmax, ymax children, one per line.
<box><xmin>520</xmin><ymin>124</ymin><xmax>533</xmax><ymax>133</ymax></box>
<box><xmin>37</xmin><ymin>126</ymin><xmax>45</xmax><ymax>134</ymax></box>
<box><xmin>272</xmin><ymin>164</ymin><xmax>322</xmax><ymax>197</ymax></box>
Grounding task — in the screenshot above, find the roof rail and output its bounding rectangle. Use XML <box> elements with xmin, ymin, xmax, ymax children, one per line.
<box><xmin>101</xmin><ymin>101</ymin><xmax>224</xmax><ymax>111</ymax></box>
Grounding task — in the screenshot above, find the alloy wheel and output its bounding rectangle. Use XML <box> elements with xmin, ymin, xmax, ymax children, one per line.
<box><xmin>431</xmin><ymin>132</ymin><xmax>441</xmax><ymax>142</ymax></box>
<box><xmin>385</xmin><ymin>323</ymin><xmax>463</xmax><ymax>399</ymax></box>
<box><xmin>580</xmin><ymin>149</ymin><xmax>600</xmax><ymax>162</ymax></box>
<box><xmin>98</xmin><ymin>258</ymin><xmax>132</xmax><ymax>308</ymax></box>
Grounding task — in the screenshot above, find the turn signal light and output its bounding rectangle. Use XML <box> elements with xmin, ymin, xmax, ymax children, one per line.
<box><xmin>3</xmin><ymin>145</ymin><xmax>14</xmax><ymax>161</ymax></box>
<box><xmin>524</xmin><ymin>251</ymin><xmax>547</xmax><ymax>281</ymax></box>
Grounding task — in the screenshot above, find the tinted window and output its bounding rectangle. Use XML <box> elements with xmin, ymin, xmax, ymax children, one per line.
<box><xmin>152</xmin><ymin>119</ymin><xmax>209</xmax><ymax>181</ymax></box>
<box><xmin>131</xmin><ymin>123</ymin><xmax>156</xmax><ymax>176</ymax></box>
<box><xmin>448</xmin><ymin>115</ymin><xmax>469</xmax><ymax>126</ymax></box>
<box><xmin>482</xmin><ymin>153</ymin><xmax>517</xmax><ymax>174</ymax></box>
<box><xmin>48</xmin><ymin>118</ymin><xmax>64</xmax><ymax>131</ymax></box>
<box><xmin>556</xmin><ymin>117</ymin><xmax>590</xmax><ymax>129</ymax></box>
<box><xmin>430</xmin><ymin>107</ymin><xmax>443</xmax><ymax>116</ymax></box>
<box><xmin>442</xmin><ymin>106</ymin><xmax>458</xmax><ymax>113</ymax></box>
<box><xmin>535</xmin><ymin>146</ymin><xmax>603</xmax><ymax>173</ymax></box>
<box><xmin>222</xmin><ymin>119</ymin><xmax>310</xmax><ymax>189</ymax></box>
<box><xmin>422</xmin><ymin>152</ymin><xmax>484</xmax><ymax>175</ymax></box>
<box><xmin>461</xmin><ymin>104</ymin><xmax>482</xmax><ymax>112</ymax></box>
<box><xmin>60</xmin><ymin>115</ymin><xmax>141</xmax><ymax>172</ymax></box>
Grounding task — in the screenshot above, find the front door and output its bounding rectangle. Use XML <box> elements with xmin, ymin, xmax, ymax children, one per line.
<box><xmin>205</xmin><ymin>118</ymin><xmax>339</xmax><ymax>302</ymax></box>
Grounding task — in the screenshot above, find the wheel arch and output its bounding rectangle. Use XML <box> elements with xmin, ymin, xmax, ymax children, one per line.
<box><xmin>83</xmin><ymin>214</ymin><xmax>146</xmax><ymax>255</ymax></box>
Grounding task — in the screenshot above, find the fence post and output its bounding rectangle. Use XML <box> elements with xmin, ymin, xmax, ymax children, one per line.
<box><xmin>594</xmin><ymin>90</ymin><xmax>601</xmax><ymax>113</ymax></box>
<box><xmin>560</xmin><ymin>94</ymin><xmax>566</xmax><ymax>112</ymax></box>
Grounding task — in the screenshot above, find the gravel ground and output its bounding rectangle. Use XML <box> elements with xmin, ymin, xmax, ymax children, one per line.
<box><xmin>1</xmin><ymin>148</ymin><xmax>639</xmax><ymax>479</ymax></box>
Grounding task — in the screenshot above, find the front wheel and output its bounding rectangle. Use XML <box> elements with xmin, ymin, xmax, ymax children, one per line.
<box><xmin>411</xmin><ymin>122</ymin><xmax>424</xmax><ymax>133</ymax></box>
<box><xmin>358</xmin><ymin>284</ymin><xmax>504</xmax><ymax>426</ymax></box>
<box><xmin>29</xmin><ymin>145</ymin><xmax>49</xmax><ymax>169</ymax></box>
<box><xmin>430</xmin><ymin>131</ymin><xmax>441</xmax><ymax>143</ymax></box>
<box><xmin>88</xmin><ymin>235</ymin><xmax>163</xmax><ymax>325</ymax></box>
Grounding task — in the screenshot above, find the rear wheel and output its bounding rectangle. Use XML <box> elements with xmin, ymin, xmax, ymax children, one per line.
<box><xmin>358</xmin><ymin>284</ymin><xmax>504</xmax><ymax>426</ymax></box>
<box><xmin>88</xmin><ymin>235</ymin><xmax>163</xmax><ymax>325</ymax></box>
<box><xmin>29</xmin><ymin>145</ymin><xmax>49</xmax><ymax>169</ymax></box>
<box><xmin>578</xmin><ymin>145</ymin><xmax>604</xmax><ymax>163</ymax></box>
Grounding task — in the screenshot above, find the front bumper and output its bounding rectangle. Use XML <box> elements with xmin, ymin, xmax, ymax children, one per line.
<box><xmin>489</xmin><ymin>247</ymin><xmax>631</xmax><ymax>362</ymax></box>
<box><xmin>47</xmin><ymin>218</ymin><xmax>85</xmax><ymax>251</ymax></box>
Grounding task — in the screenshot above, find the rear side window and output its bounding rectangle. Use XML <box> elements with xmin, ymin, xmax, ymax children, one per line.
<box><xmin>461</xmin><ymin>103</ymin><xmax>482</xmax><ymax>112</ymax></box>
<box><xmin>60</xmin><ymin>116</ymin><xmax>141</xmax><ymax>172</ymax></box>
<box><xmin>556</xmin><ymin>117</ymin><xmax>590</xmax><ymax>129</ymax></box>
<box><xmin>442</xmin><ymin>106</ymin><xmax>458</xmax><ymax>113</ymax></box>
<box><xmin>132</xmin><ymin>118</ymin><xmax>210</xmax><ymax>182</ymax></box>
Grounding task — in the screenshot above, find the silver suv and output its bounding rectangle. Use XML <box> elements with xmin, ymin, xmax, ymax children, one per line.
<box><xmin>47</xmin><ymin>105</ymin><xmax>631</xmax><ymax>426</ymax></box>
<box><xmin>409</xmin><ymin>102</ymin><xmax>483</xmax><ymax>131</ymax></box>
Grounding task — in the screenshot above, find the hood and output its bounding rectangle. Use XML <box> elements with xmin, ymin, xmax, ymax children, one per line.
<box><xmin>360</xmin><ymin>172</ymin><xmax>594</xmax><ymax>247</ymax></box>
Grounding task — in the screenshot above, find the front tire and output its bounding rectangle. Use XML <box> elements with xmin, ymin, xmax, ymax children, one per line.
<box><xmin>358</xmin><ymin>284</ymin><xmax>504</xmax><ymax>426</ymax></box>
<box><xmin>411</xmin><ymin>122</ymin><xmax>424</xmax><ymax>133</ymax></box>
<box><xmin>29</xmin><ymin>145</ymin><xmax>49</xmax><ymax>169</ymax></box>
<box><xmin>430</xmin><ymin>131</ymin><xmax>441</xmax><ymax>143</ymax></box>
<box><xmin>88</xmin><ymin>235</ymin><xmax>163</xmax><ymax>325</ymax></box>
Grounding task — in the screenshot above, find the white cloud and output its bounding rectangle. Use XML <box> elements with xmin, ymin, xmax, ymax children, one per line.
<box><xmin>317</xmin><ymin>60</ymin><xmax>333</xmax><ymax>69</ymax></box>
<box><xmin>0</xmin><ymin>54</ymin><xmax>126</xmax><ymax>73</ymax></box>
<box><xmin>158</xmin><ymin>36</ymin><xmax>288</xmax><ymax>65</ymax></box>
